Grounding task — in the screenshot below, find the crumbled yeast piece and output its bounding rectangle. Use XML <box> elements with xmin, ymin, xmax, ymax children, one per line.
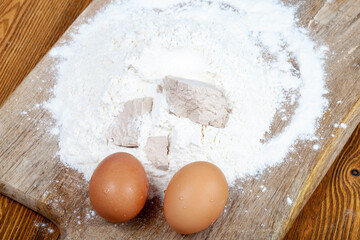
<box><xmin>163</xmin><ymin>76</ymin><xmax>230</xmax><ymax>128</ymax></box>
<box><xmin>145</xmin><ymin>136</ymin><xmax>169</xmax><ymax>170</ymax></box>
<box><xmin>107</xmin><ymin>97</ymin><xmax>153</xmax><ymax>147</ymax></box>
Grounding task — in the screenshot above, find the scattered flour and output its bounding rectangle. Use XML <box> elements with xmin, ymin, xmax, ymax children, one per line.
<box><xmin>340</xmin><ymin>123</ymin><xmax>347</xmax><ymax>129</ymax></box>
<box><xmin>260</xmin><ymin>185</ymin><xmax>267</xmax><ymax>193</ymax></box>
<box><xmin>334</xmin><ymin>123</ymin><xmax>347</xmax><ymax>129</ymax></box>
<box><xmin>286</xmin><ymin>196</ymin><xmax>293</xmax><ymax>205</ymax></box>
<box><xmin>33</xmin><ymin>221</ymin><xmax>55</xmax><ymax>235</ymax></box>
<box><xmin>45</xmin><ymin>0</ymin><xmax>328</xmax><ymax>196</ymax></box>
<box><xmin>312</xmin><ymin>144</ymin><xmax>320</xmax><ymax>151</ymax></box>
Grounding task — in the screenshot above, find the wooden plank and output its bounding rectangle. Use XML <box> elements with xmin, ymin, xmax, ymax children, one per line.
<box><xmin>0</xmin><ymin>0</ymin><xmax>92</xmax><ymax>106</ymax></box>
<box><xmin>280</xmin><ymin>0</ymin><xmax>360</xmax><ymax>237</ymax></box>
<box><xmin>0</xmin><ymin>0</ymin><xmax>359</xmax><ymax>239</ymax></box>
<box><xmin>0</xmin><ymin>194</ymin><xmax>60</xmax><ymax>239</ymax></box>
<box><xmin>285</xmin><ymin>123</ymin><xmax>360</xmax><ymax>239</ymax></box>
<box><xmin>0</xmin><ymin>0</ymin><xmax>92</xmax><ymax>239</ymax></box>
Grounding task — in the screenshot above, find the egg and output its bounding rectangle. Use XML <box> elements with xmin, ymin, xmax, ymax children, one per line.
<box><xmin>164</xmin><ymin>161</ymin><xmax>228</xmax><ymax>234</ymax></box>
<box><xmin>89</xmin><ymin>152</ymin><xmax>148</xmax><ymax>222</ymax></box>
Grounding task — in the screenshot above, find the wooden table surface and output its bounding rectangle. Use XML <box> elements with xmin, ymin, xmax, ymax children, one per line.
<box><xmin>0</xmin><ymin>0</ymin><xmax>359</xmax><ymax>239</ymax></box>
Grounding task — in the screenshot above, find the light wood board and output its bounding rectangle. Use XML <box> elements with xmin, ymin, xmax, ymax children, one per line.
<box><xmin>1</xmin><ymin>0</ymin><xmax>360</xmax><ymax>239</ymax></box>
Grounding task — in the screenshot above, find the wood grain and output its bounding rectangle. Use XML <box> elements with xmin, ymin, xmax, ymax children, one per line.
<box><xmin>0</xmin><ymin>0</ymin><xmax>93</xmax><ymax>106</ymax></box>
<box><xmin>0</xmin><ymin>0</ymin><xmax>360</xmax><ymax>239</ymax></box>
<box><xmin>285</xmin><ymin>123</ymin><xmax>360</xmax><ymax>239</ymax></box>
<box><xmin>0</xmin><ymin>194</ymin><xmax>60</xmax><ymax>239</ymax></box>
<box><xmin>0</xmin><ymin>0</ymin><xmax>92</xmax><ymax>239</ymax></box>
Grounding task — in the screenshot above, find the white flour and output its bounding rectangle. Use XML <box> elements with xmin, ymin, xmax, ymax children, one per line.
<box><xmin>45</xmin><ymin>0</ymin><xmax>328</xmax><ymax>196</ymax></box>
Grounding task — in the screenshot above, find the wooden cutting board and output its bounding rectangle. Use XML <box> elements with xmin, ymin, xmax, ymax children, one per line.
<box><xmin>1</xmin><ymin>0</ymin><xmax>359</xmax><ymax>239</ymax></box>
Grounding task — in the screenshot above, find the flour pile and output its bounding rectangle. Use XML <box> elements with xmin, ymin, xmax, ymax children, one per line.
<box><xmin>46</xmin><ymin>0</ymin><xmax>328</xmax><ymax>196</ymax></box>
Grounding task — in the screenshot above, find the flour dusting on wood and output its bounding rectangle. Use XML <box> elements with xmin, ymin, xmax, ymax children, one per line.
<box><xmin>45</xmin><ymin>0</ymin><xmax>328</xmax><ymax>196</ymax></box>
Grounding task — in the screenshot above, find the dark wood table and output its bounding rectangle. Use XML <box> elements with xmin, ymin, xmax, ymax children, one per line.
<box><xmin>1</xmin><ymin>0</ymin><xmax>359</xmax><ymax>239</ymax></box>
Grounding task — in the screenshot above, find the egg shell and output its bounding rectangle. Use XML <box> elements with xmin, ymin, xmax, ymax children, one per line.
<box><xmin>164</xmin><ymin>161</ymin><xmax>228</xmax><ymax>234</ymax></box>
<box><xmin>89</xmin><ymin>152</ymin><xmax>148</xmax><ymax>222</ymax></box>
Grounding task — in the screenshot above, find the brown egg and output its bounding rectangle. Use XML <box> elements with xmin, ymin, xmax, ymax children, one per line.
<box><xmin>164</xmin><ymin>161</ymin><xmax>228</xmax><ymax>234</ymax></box>
<box><xmin>89</xmin><ymin>152</ymin><xmax>148</xmax><ymax>222</ymax></box>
